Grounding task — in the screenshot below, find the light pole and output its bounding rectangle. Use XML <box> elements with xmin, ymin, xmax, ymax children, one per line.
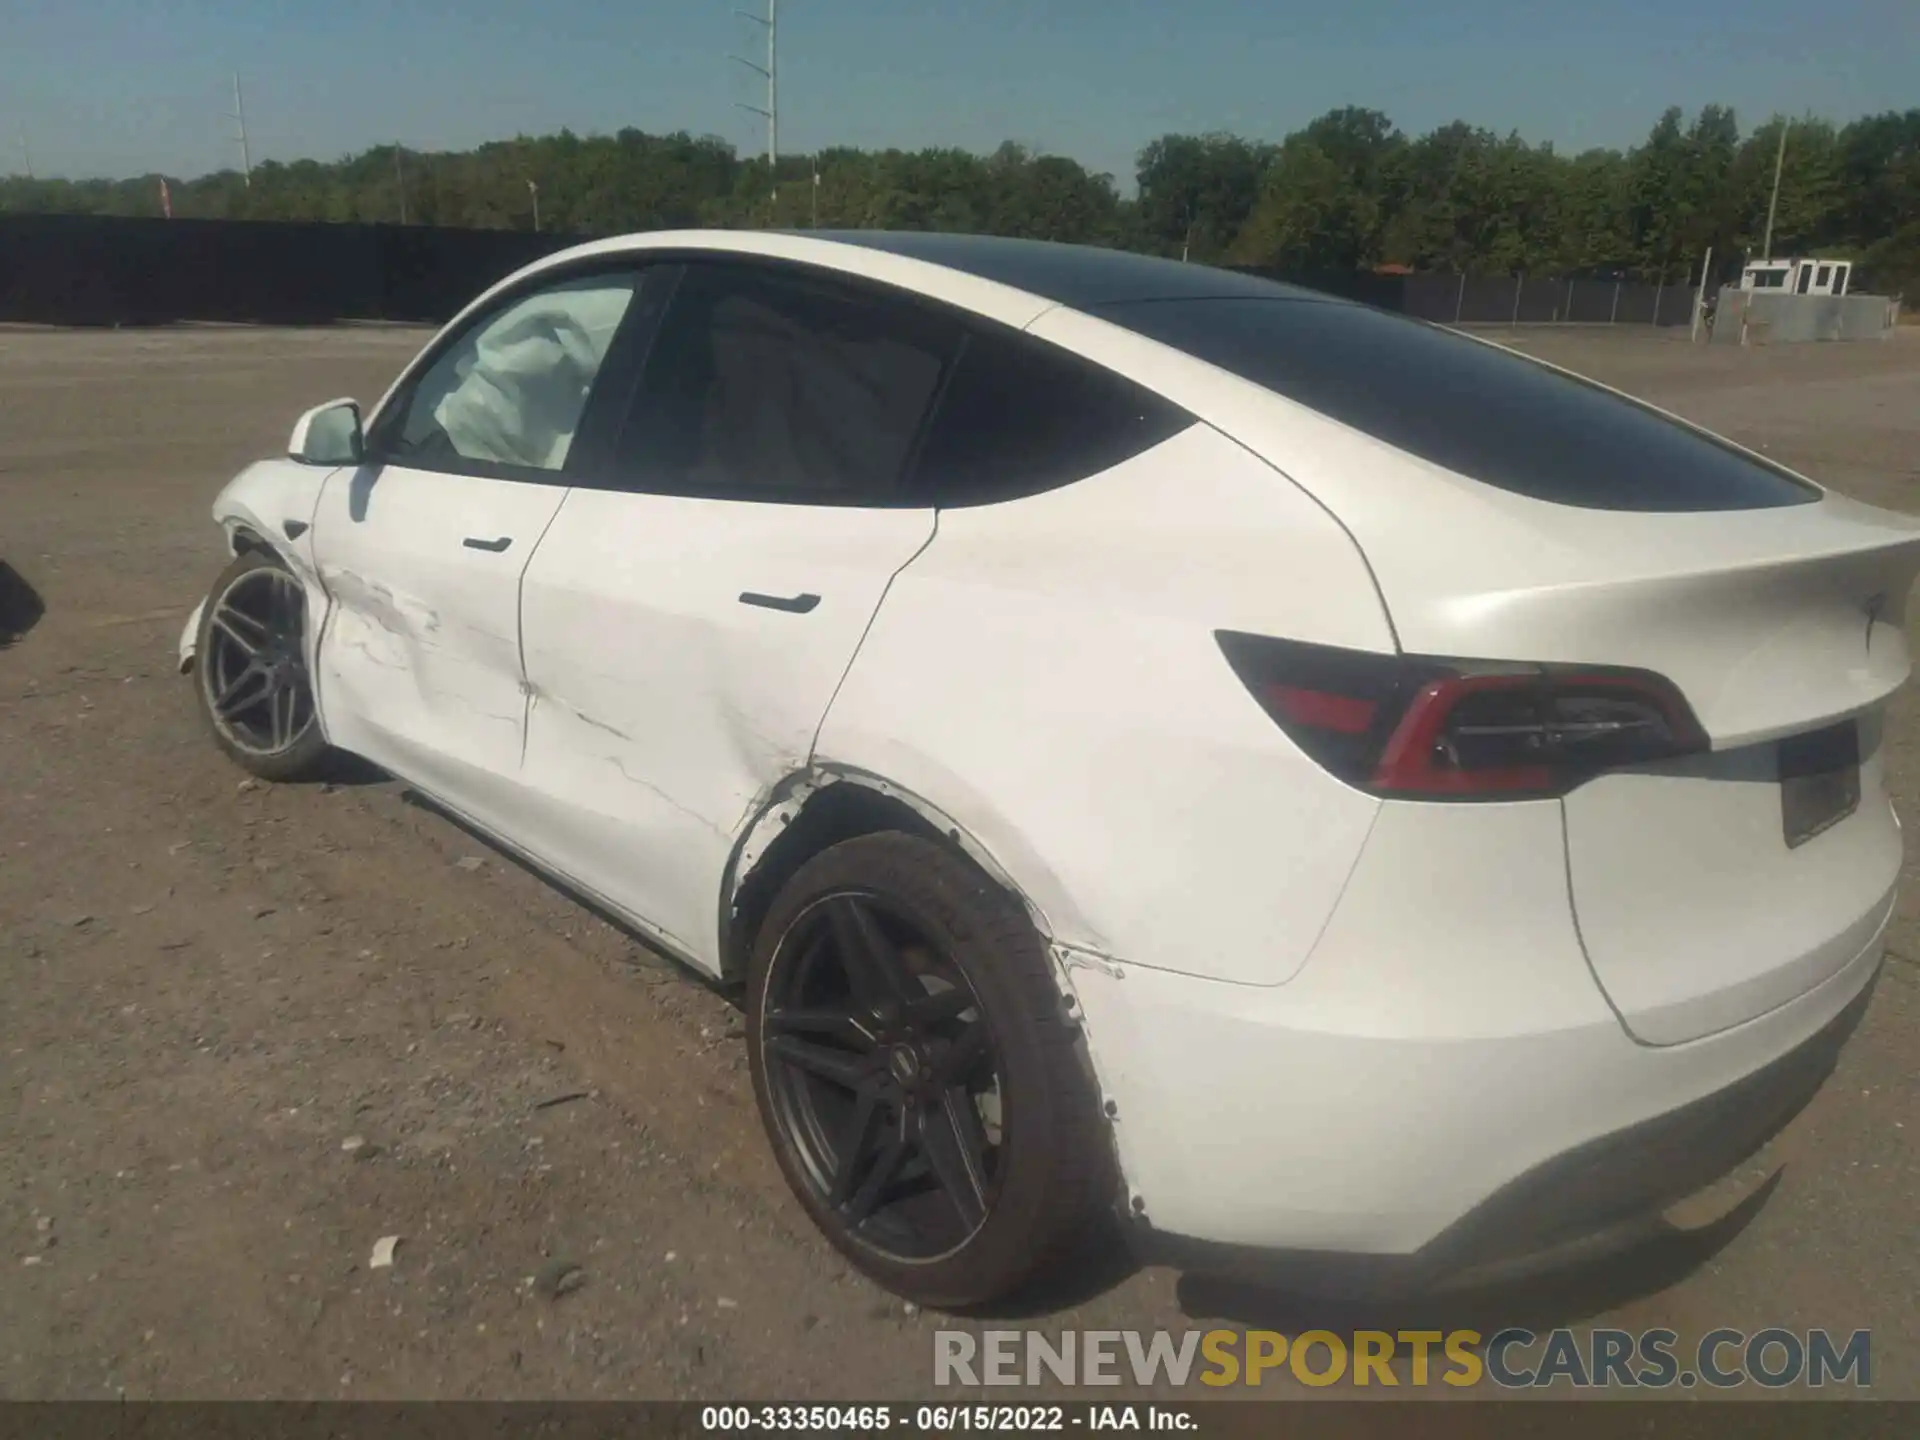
<box><xmin>1761</xmin><ymin>118</ymin><xmax>1789</xmax><ymax>262</ymax></box>
<box><xmin>730</xmin><ymin>0</ymin><xmax>777</xmax><ymax>206</ymax></box>
<box><xmin>230</xmin><ymin>73</ymin><xmax>252</xmax><ymax>186</ymax></box>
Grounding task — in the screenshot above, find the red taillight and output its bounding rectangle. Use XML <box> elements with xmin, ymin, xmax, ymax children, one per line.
<box><xmin>1217</xmin><ymin>632</ymin><xmax>1708</xmax><ymax>800</ymax></box>
<box><xmin>1264</xmin><ymin>684</ymin><xmax>1377</xmax><ymax>736</ymax></box>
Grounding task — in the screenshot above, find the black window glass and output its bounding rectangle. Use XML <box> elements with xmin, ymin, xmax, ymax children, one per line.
<box><xmin>616</xmin><ymin>263</ymin><xmax>957</xmax><ymax>502</ymax></box>
<box><xmin>1098</xmin><ymin>298</ymin><xmax>1819</xmax><ymax>512</ymax></box>
<box><xmin>911</xmin><ymin>326</ymin><xmax>1192</xmax><ymax>506</ymax></box>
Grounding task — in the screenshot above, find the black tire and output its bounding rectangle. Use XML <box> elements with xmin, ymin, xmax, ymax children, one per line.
<box><xmin>193</xmin><ymin>549</ymin><xmax>330</xmax><ymax>783</ymax></box>
<box><xmin>746</xmin><ymin>831</ymin><xmax>1112</xmax><ymax>1308</ymax></box>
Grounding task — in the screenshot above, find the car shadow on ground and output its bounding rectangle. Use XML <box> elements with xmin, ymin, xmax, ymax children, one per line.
<box><xmin>962</xmin><ymin>1167</ymin><xmax>1782</xmax><ymax>1334</ymax></box>
<box><xmin>0</xmin><ymin>561</ymin><xmax>45</xmax><ymax>647</ymax></box>
<box><xmin>316</xmin><ymin>751</ymin><xmax>394</xmax><ymax>788</ymax></box>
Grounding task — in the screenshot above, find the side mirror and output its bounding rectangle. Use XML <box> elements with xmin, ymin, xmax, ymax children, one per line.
<box><xmin>288</xmin><ymin>398</ymin><xmax>364</xmax><ymax>466</ymax></box>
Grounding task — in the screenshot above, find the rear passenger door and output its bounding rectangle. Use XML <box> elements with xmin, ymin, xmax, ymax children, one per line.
<box><xmin>515</xmin><ymin>260</ymin><xmax>958</xmax><ymax>971</ymax></box>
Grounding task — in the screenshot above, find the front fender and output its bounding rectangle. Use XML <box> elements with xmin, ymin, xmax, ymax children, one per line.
<box><xmin>182</xmin><ymin>457</ymin><xmax>341</xmax><ymax>679</ymax></box>
<box><xmin>212</xmin><ymin>458</ymin><xmax>336</xmax><ymax>581</ymax></box>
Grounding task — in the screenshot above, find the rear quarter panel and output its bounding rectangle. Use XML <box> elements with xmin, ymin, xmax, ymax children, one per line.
<box><xmin>814</xmin><ymin>422</ymin><xmax>1394</xmax><ymax>987</ymax></box>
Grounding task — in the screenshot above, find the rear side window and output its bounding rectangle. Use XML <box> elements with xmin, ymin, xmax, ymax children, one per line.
<box><xmin>910</xmin><ymin>326</ymin><xmax>1191</xmax><ymax>506</ymax></box>
<box><xmin>614</xmin><ymin>262</ymin><xmax>957</xmax><ymax>504</ymax></box>
<box><xmin>1099</xmin><ymin>298</ymin><xmax>1820</xmax><ymax>512</ymax></box>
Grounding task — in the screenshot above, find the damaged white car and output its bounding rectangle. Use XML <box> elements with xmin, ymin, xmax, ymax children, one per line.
<box><xmin>182</xmin><ymin>230</ymin><xmax>1915</xmax><ymax>1307</ymax></box>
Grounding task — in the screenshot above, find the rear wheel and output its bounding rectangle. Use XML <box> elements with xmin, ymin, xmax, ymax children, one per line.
<box><xmin>194</xmin><ymin>549</ymin><xmax>329</xmax><ymax>783</ymax></box>
<box><xmin>746</xmin><ymin>832</ymin><xmax>1111</xmax><ymax>1308</ymax></box>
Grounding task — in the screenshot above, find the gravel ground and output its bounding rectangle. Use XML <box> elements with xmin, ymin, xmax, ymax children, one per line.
<box><xmin>1</xmin><ymin>323</ymin><xmax>1916</xmax><ymax>1403</ymax></box>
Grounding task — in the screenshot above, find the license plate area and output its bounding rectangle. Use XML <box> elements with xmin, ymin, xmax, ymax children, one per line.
<box><xmin>1779</xmin><ymin>720</ymin><xmax>1861</xmax><ymax>849</ymax></box>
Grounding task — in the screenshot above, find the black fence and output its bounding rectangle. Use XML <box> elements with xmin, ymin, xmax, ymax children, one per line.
<box><xmin>1</xmin><ymin>214</ymin><xmax>1706</xmax><ymax>330</ymax></box>
<box><xmin>0</xmin><ymin>214</ymin><xmax>577</xmax><ymax>326</ymax></box>
<box><xmin>1237</xmin><ymin>267</ymin><xmax>1700</xmax><ymax>327</ymax></box>
<box><xmin>1403</xmin><ymin>271</ymin><xmax>1701</xmax><ymax>326</ymax></box>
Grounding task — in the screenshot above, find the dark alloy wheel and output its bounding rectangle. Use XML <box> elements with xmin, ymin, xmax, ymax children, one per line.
<box><xmin>762</xmin><ymin>890</ymin><xmax>1005</xmax><ymax>1261</ymax></box>
<box><xmin>194</xmin><ymin>550</ymin><xmax>330</xmax><ymax>782</ymax></box>
<box><xmin>747</xmin><ymin>832</ymin><xmax>1112</xmax><ymax>1308</ymax></box>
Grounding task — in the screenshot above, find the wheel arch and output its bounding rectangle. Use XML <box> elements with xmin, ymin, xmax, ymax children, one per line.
<box><xmin>719</xmin><ymin>764</ymin><xmax>1090</xmax><ymax>984</ymax></box>
<box><xmin>724</xmin><ymin>767</ymin><xmax>1135</xmax><ymax>1252</ymax></box>
<box><xmin>225</xmin><ymin>522</ymin><xmax>270</xmax><ymax>556</ymax></box>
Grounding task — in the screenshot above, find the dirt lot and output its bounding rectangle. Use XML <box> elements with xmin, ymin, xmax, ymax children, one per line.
<box><xmin>2</xmin><ymin>323</ymin><xmax>1917</xmax><ymax>1403</ymax></box>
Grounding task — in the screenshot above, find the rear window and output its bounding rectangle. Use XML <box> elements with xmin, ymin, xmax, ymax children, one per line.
<box><xmin>1097</xmin><ymin>298</ymin><xmax>1820</xmax><ymax>512</ymax></box>
<box><xmin>909</xmin><ymin>324</ymin><xmax>1191</xmax><ymax>506</ymax></box>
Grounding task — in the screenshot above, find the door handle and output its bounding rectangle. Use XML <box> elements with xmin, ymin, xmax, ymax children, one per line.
<box><xmin>463</xmin><ymin>536</ymin><xmax>513</xmax><ymax>552</ymax></box>
<box><xmin>739</xmin><ymin>591</ymin><xmax>820</xmax><ymax>614</ymax></box>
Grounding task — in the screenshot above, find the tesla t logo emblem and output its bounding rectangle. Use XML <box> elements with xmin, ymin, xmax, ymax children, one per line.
<box><xmin>1864</xmin><ymin>593</ymin><xmax>1887</xmax><ymax>653</ymax></box>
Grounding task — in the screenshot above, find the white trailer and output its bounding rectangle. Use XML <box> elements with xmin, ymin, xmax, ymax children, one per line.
<box><xmin>1737</xmin><ymin>257</ymin><xmax>1853</xmax><ymax>296</ymax></box>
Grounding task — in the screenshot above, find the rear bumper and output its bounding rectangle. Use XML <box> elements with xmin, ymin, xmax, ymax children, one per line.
<box><xmin>1065</xmin><ymin>799</ymin><xmax>1888</xmax><ymax>1276</ymax></box>
<box><xmin>1129</xmin><ymin>972</ymin><xmax>1873</xmax><ymax>1295</ymax></box>
<box><xmin>1422</xmin><ymin>968</ymin><xmax>1872</xmax><ymax>1276</ymax></box>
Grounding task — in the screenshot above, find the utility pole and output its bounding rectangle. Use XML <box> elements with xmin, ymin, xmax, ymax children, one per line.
<box><xmin>230</xmin><ymin>72</ymin><xmax>252</xmax><ymax>186</ymax></box>
<box><xmin>394</xmin><ymin>143</ymin><xmax>408</xmax><ymax>224</ymax></box>
<box><xmin>16</xmin><ymin>125</ymin><xmax>31</xmax><ymax>180</ymax></box>
<box><xmin>810</xmin><ymin>153</ymin><xmax>819</xmax><ymax>227</ymax></box>
<box><xmin>527</xmin><ymin>178</ymin><xmax>541</xmax><ymax>232</ymax></box>
<box><xmin>730</xmin><ymin>0</ymin><xmax>777</xmax><ymax>206</ymax></box>
<box><xmin>1691</xmin><ymin>244</ymin><xmax>1713</xmax><ymax>343</ymax></box>
<box><xmin>1761</xmin><ymin>117</ymin><xmax>1788</xmax><ymax>262</ymax></box>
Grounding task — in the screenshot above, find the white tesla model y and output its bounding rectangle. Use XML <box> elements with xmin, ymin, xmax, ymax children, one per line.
<box><xmin>179</xmin><ymin>231</ymin><xmax>1915</xmax><ymax>1307</ymax></box>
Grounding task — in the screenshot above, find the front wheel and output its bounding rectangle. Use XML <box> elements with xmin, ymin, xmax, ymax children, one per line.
<box><xmin>193</xmin><ymin>549</ymin><xmax>330</xmax><ymax>783</ymax></box>
<box><xmin>746</xmin><ymin>831</ymin><xmax>1112</xmax><ymax>1308</ymax></box>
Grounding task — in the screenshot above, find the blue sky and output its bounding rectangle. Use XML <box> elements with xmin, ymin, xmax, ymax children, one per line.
<box><xmin>3</xmin><ymin>0</ymin><xmax>1914</xmax><ymax>186</ymax></box>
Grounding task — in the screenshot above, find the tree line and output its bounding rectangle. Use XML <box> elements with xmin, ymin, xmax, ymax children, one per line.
<box><xmin>4</xmin><ymin>104</ymin><xmax>1916</xmax><ymax>292</ymax></box>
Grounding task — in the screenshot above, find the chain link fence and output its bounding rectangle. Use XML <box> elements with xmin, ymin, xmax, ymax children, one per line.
<box><xmin>1402</xmin><ymin>272</ymin><xmax>1698</xmax><ymax>327</ymax></box>
<box><xmin>1233</xmin><ymin>267</ymin><xmax>1702</xmax><ymax>327</ymax></box>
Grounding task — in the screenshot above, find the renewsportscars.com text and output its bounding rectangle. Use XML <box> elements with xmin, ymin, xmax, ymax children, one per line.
<box><xmin>933</xmin><ymin>1327</ymin><xmax>1872</xmax><ymax>1390</ymax></box>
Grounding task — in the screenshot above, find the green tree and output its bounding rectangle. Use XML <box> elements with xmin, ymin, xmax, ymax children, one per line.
<box><xmin>2</xmin><ymin>103</ymin><xmax>1912</xmax><ymax>291</ymax></box>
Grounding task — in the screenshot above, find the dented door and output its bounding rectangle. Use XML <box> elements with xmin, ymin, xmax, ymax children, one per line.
<box><xmin>510</xmin><ymin>259</ymin><xmax>959</xmax><ymax>971</ymax></box>
<box><xmin>515</xmin><ymin>492</ymin><xmax>935</xmax><ymax>968</ymax></box>
<box><xmin>311</xmin><ymin>463</ymin><xmax>565</xmax><ymax>821</ymax></box>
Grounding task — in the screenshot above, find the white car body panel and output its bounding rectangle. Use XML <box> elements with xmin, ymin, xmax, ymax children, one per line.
<box><xmin>1070</xmin><ymin>798</ymin><xmax>1886</xmax><ymax>1251</ymax></box>
<box><xmin>180</xmin><ymin>229</ymin><xmax>1907</xmax><ymax>1273</ymax></box>
<box><xmin>184</xmin><ymin>458</ymin><xmax>339</xmax><ymax>676</ymax></box>
<box><xmin>513</xmin><ymin>488</ymin><xmax>938</xmax><ymax>971</ymax></box>
<box><xmin>1025</xmin><ymin>299</ymin><xmax>1918</xmax><ymax>1039</ymax></box>
<box><xmin>1564</xmin><ymin>712</ymin><xmax>1900</xmax><ymax>1045</ymax></box>
<box><xmin>309</xmin><ymin>463</ymin><xmax>564</xmax><ymax>824</ymax></box>
<box><xmin>816</xmin><ymin>422</ymin><xmax>1392</xmax><ymax>986</ymax></box>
